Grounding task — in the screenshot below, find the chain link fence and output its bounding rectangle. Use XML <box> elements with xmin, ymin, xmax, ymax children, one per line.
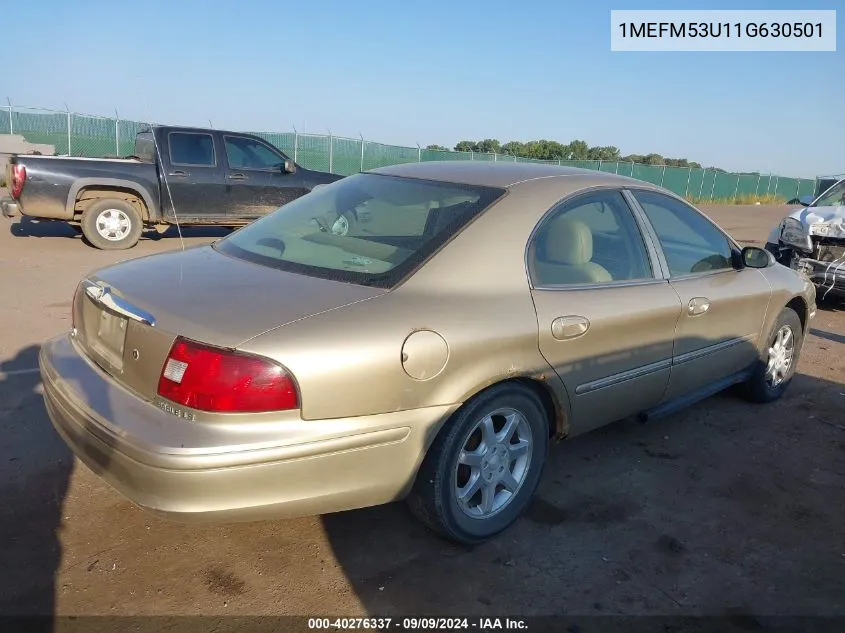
<box><xmin>2</xmin><ymin>105</ymin><xmax>818</xmax><ymax>201</ymax></box>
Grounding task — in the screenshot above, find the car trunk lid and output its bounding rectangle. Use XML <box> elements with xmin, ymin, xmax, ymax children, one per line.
<box><xmin>72</xmin><ymin>244</ymin><xmax>385</xmax><ymax>401</ymax></box>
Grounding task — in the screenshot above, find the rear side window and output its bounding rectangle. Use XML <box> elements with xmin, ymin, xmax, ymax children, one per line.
<box><xmin>214</xmin><ymin>173</ymin><xmax>505</xmax><ymax>288</ymax></box>
<box><xmin>169</xmin><ymin>133</ymin><xmax>216</xmax><ymax>167</ymax></box>
<box><xmin>529</xmin><ymin>189</ymin><xmax>653</xmax><ymax>286</ymax></box>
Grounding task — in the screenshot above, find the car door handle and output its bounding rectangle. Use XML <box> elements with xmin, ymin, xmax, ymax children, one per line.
<box><xmin>688</xmin><ymin>297</ymin><xmax>711</xmax><ymax>316</ymax></box>
<box><xmin>228</xmin><ymin>173</ymin><xmax>247</xmax><ymax>181</ymax></box>
<box><xmin>168</xmin><ymin>170</ymin><xmax>188</xmax><ymax>177</ymax></box>
<box><xmin>551</xmin><ymin>315</ymin><xmax>590</xmax><ymax>340</ymax></box>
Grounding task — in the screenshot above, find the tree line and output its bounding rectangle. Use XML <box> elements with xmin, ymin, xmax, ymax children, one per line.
<box><xmin>425</xmin><ymin>138</ymin><xmax>717</xmax><ymax>170</ymax></box>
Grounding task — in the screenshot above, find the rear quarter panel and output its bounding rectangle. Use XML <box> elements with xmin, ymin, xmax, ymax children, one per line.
<box><xmin>238</xmin><ymin>179</ymin><xmax>585</xmax><ymax>427</ymax></box>
<box><xmin>14</xmin><ymin>156</ymin><xmax>159</xmax><ymax>220</ymax></box>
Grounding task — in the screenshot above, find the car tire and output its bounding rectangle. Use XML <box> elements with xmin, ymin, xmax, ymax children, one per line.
<box><xmin>406</xmin><ymin>382</ymin><xmax>549</xmax><ymax>544</ymax></box>
<box><xmin>81</xmin><ymin>199</ymin><xmax>143</xmax><ymax>250</ymax></box>
<box><xmin>741</xmin><ymin>307</ymin><xmax>803</xmax><ymax>403</ymax></box>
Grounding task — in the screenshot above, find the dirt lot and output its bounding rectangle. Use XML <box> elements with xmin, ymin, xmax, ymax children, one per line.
<box><xmin>0</xmin><ymin>203</ymin><xmax>843</xmax><ymax>622</ymax></box>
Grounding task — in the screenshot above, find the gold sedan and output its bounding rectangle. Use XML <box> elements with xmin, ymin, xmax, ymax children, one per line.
<box><xmin>39</xmin><ymin>162</ymin><xmax>817</xmax><ymax>544</ymax></box>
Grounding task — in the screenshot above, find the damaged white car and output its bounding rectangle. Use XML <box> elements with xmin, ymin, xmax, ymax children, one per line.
<box><xmin>766</xmin><ymin>177</ymin><xmax>845</xmax><ymax>300</ymax></box>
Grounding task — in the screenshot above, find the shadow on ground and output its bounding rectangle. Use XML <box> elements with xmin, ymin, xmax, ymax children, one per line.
<box><xmin>9</xmin><ymin>217</ymin><xmax>230</xmax><ymax>243</ymax></box>
<box><xmin>0</xmin><ymin>345</ymin><xmax>72</xmax><ymax>619</ymax></box>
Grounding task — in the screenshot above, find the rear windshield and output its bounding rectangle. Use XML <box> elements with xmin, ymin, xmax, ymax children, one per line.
<box><xmin>213</xmin><ymin>173</ymin><xmax>506</xmax><ymax>288</ymax></box>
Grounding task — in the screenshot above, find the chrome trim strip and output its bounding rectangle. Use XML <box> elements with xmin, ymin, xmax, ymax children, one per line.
<box><xmin>533</xmin><ymin>278</ymin><xmax>668</xmax><ymax>292</ymax></box>
<box><xmin>672</xmin><ymin>334</ymin><xmax>756</xmax><ymax>366</ymax></box>
<box><xmin>575</xmin><ymin>358</ymin><xmax>672</xmax><ymax>395</ymax></box>
<box><xmin>574</xmin><ymin>333</ymin><xmax>758</xmax><ymax>395</ymax></box>
<box><xmin>82</xmin><ymin>280</ymin><xmax>157</xmax><ymax>327</ymax></box>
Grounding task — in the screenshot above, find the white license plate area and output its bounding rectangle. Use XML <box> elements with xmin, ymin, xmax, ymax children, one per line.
<box><xmin>90</xmin><ymin>308</ymin><xmax>128</xmax><ymax>371</ymax></box>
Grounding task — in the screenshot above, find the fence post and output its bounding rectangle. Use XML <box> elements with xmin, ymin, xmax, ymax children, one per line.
<box><xmin>732</xmin><ymin>176</ymin><xmax>740</xmax><ymax>200</ymax></box>
<box><xmin>773</xmin><ymin>175</ymin><xmax>779</xmax><ymax>197</ymax></box>
<box><xmin>698</xmin><ymin>169</ymin><xmax>706</xmax><ymax>199</ymax></box>
<box><xmin>755</xmin><ymin>173</ymin><xmax>761</xmax><ymax>196</ymax></box>
<box><xmin>794</xmin><ymin>180</ymin><xmax>801</xmax><ymax>200</ymax></box>
<box><xmin>293</xmin><ymin>128</ymin><xmax>298</xmax><ymax>163</ymax></box>
<box><xmin>598</xmin><ymin>159</ymin><xmax>602</xmax><ymax>171</ymax></box>
<box><xmin>6</xmin><ymin>99</ymin><xmax>11</xmax><ymax>135</ymax></box>
<box><xmin>328</xmin><ymin>130</ymin><xmax>333</xmax><ymax>173</ymax></box>
<box><xmin>660</xmin><ymin>165</ymin><xmax>666</xmax><ymax>187</ymax></box>
<box><xmin>417</xmin><ymin>143</ymin><xmax>421</xmax><ymax>162</ymax></box>
<box><xmin>66</xmin><ymin>106</ymin><xmax>72</xmax><ymax>156</ymax></box>
<box><xmin>493</xmin><ymin>152</ymin><xmax>497</xmax><ymax>162</ymax></box>
<box><xmin>470</xmin><ymin>151</ymin><xmax>474</xmax><ymax>161</ymax></box>
<box><xmin>684</xmin><ymin>167</ymin><xmax>692</xmax><ymax>197</ymax></box>
<box><xmin>615</xmin><ymin>161</ymin><xmax>619</xmax><ymax>174</ymax></box>
<box><xmin>709</xmin><ymin>171</ymin><xmax>717</xmax><ymax>201</ymax></box>
<box><xmin>114</xmin><ymin>108</ymin><xmax>120</xmax><ymax>156</ymax></box>
<box><xmin>359</xmin><ymin>134</ymin><xmax>365</xmax><ymax>172</ymax></box>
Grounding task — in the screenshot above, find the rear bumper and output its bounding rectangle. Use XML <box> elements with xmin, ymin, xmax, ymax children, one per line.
<box><xmin>1</xmin><ymin>197</ymin><xmax>19</xmax><ymax>218</ymax></box>
<box><xmin>40</xmin><ymin>333</ymin><xmax>456</xmax><ymax>523</ymax></box>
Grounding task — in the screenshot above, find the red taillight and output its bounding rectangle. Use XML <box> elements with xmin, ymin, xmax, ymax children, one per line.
<box><xmin>157</xmin><ymin>337</ymin><xmax>298</xmax><ymax>413</ymax></box>
<box><xmin>10</xmin><ymin>164</ymin><xmax>26</xmax><ymax>198</ymax></box>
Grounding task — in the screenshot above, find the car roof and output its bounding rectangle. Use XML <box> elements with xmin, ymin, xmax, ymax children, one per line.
<box><xmin>369</xmin><ymin>161</ymin><xmax>652</xmax><ymax>190</ymax></box>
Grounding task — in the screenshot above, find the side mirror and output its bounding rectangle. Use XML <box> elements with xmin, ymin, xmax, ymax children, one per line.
<box><xmin>283</xmin><ymin>159</ymin><xmax>297</xmax><ymax>174</ymax></box>
<box><xmin>798</xmin><ymin>194</ymin><xmax>815</xmax><ymax>207</ymax></box>
<box><xmin>741</xmin><ymin>246</ymin><xmax>773</xmax><ymax>269</ymax></box>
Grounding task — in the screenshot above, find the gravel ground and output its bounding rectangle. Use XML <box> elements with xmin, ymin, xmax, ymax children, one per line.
<box><xmin>0</xmin><ymin>202</ymin><xmax>843</xmax><ymax>623</ymax></box>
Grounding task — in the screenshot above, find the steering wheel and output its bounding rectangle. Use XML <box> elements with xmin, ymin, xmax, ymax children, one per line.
<box><xmin>690</xmin><ymin>254</ymin><xmax>728</xmax><ymax>273</ymax></box>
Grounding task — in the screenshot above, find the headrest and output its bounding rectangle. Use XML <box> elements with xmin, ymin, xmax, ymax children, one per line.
<box><xmin>542</xmin><ymin>217</ymin><xmax>593</xmax><ymax>265</ymax></box>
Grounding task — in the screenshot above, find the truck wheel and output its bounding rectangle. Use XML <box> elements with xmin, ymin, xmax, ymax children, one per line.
<box><xmin>81</xmin><ymin>199</ymin><xmax>143</xmax><ymax>250</ymax></box>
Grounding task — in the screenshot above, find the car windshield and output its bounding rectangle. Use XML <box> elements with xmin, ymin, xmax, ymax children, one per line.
<box><xmin>814</xmin><ymin>180</ymin><xmax>845</xmax><ymax>207</ymax></box>
<box><xmin>213</xmin><ymin>173</ymin><xmax>506</xmax><ymax>288</ymax></box>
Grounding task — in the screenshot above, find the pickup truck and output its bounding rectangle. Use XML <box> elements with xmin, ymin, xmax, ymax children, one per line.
<box><xmin>1</xmin><ymin>125</ymin><xmax>343</xmax><ymax>249</ymax></box>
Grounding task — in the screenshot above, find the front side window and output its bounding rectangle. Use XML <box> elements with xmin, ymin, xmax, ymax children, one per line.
<box><xmin>813</xmin><ymin>179</ymin><xmax>845</xmax><ymax>207</ymax></box>
<box><xmin>224</xmin><ymin>136</ymin><xmax>285</xmax><ymax>170</ymax></box>
<box><xmin>214</xmin><ymin>173</ymin><xmax>505</xmax><ymax>288</ymax></box>
<box><xmin>169</xmin><ymin>132</ymin><xmax>215</xmax><ymax>166</ymax></box>
<box><xmin>632</xmin><ymin>189</ymin><xmax>734</xmax><ymax>276</ymax></box>
<box><xmin>529</xmin><ymin>189</ymin><xmax>653</xmax><ymax>286</ymax></box>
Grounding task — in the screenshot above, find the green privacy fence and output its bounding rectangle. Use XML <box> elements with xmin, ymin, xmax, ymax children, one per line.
<box><xmin>1</xmin><ymin>105</ymin><xmax>818</xmax><ymax>201</ymax></box>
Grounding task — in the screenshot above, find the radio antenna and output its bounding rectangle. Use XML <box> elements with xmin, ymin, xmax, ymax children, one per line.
<box><xmin>138</xmin><ymin>88</ymin><xmax>185</xmax><ymax>251</ymax></box>
<box><xmin>147</xmin><ymin>123</ymin><xmax>185</xmax><ymax>251</ymax></box>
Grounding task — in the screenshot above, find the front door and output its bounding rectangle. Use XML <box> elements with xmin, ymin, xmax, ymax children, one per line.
<box><xmin>528</xmin><ymin>189</ymin><xmax>682</xmax><ymax>436</ymax></box>
<box><xmin>628</xmin><ymin>189</ymin><xmax>773</xmax><ymax>400</ymax></box>
<box><xmin>222</xmin><ymin>134</ymin><xmax>311</xmax><ymax>221</ymax></box>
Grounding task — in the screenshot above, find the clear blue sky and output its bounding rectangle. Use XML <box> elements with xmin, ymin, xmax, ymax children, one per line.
<box><xmin>5</xmin><ymin>0</ymin><xmax>843</xmax><ymax>177</ymax></box>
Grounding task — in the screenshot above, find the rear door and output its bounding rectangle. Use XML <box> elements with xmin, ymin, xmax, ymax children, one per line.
<box><xmin>221</xmin><ymin>134</ymin><xmax>310</xmax><ymax>221</ymax></box>
<box><xmin>628</xmin><ymin>189</ymin><xmax>772</xmax><ymax>401</ymax></box>
<box><xmin>162</xmin><ymin>131</ymin><xmax>227</xmax><ymax>222</ymax></box>
<box><xmin>528</xmin><ymin>188</ymin><xmax>682</xmax><ymax>435</ymax></box>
